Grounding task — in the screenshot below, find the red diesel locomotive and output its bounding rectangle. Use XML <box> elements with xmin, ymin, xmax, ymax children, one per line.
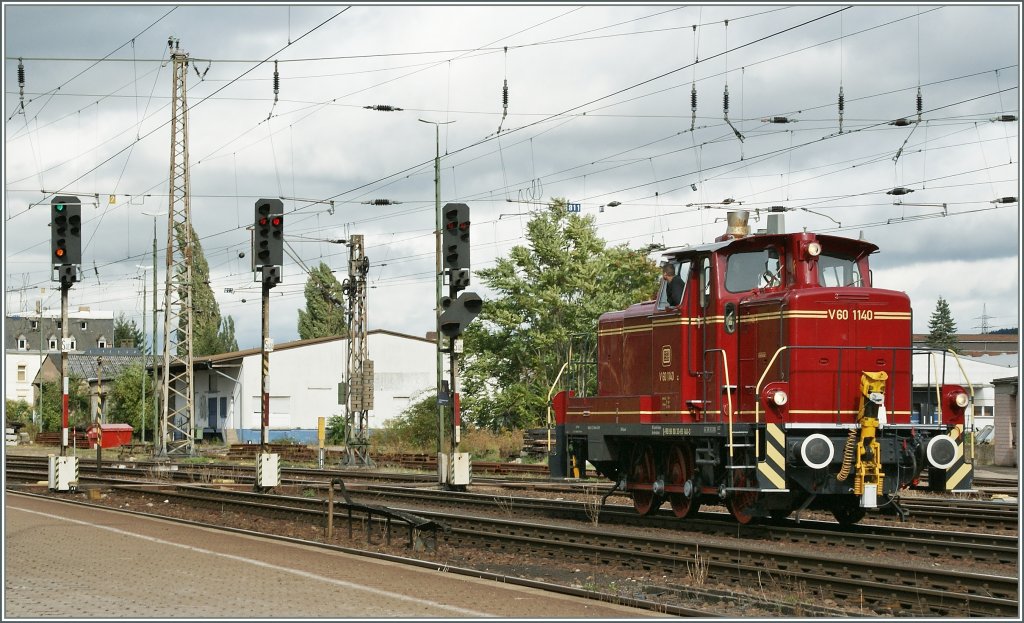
<box><xmin>551</xmin><ymin>211</ymin><xmax>975</xmax><ymax>525</ymax></box>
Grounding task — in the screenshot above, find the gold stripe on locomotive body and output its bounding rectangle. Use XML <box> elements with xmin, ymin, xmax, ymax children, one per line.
<box><xmin>551</xmin><ymin>211</ymin><xmax>974</xmax><ymax>525</ymax></box>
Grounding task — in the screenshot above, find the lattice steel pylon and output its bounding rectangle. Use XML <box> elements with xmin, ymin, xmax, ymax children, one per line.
<box><xmin>158</xmin><ymin>38</ymin><xmax>196</xmax><ymax>457</ymax></box>
<box><xmin>343</xmin><ymin>235</ymin><xmax>374</xmax><ymax>466</ymax></box>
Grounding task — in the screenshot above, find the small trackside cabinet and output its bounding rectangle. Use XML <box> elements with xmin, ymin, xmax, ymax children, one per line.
<box><xmin>256</xmin><ymin>453</ymin><xmax>280</xmax><ymax>488</ymax></box>
<box><xmin>450</xmin><ymin>452</ymin><xmax>472</xmax><ymax>486</ymax></box>
<box><xmin>48</xmin><ymin>455</ymin><xmax>79</xmax><ymax>491</ymax></box>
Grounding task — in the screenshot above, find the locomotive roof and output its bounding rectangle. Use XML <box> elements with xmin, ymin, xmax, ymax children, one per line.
<box><xmin>661</xmin><ymin>232</ymin><xmax>879</xmax><ymax>261</ymax></box>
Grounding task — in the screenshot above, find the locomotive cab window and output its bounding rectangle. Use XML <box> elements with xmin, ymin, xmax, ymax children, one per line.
<box><xmin>818</xmin><ymin>253</ymin><xmax>863</xmax><ymax>287</ymax></box>
<box><xmin>725</xmin><ymin>248</ymin><xmax>782</xmax><ymax>292</ymax></box>
<box><xmin>656</xmin><ymin>259</ymin><xmax>690</xmax><ymax>310</ymax></box>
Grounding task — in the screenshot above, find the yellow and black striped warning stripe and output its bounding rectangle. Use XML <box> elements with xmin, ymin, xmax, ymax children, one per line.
<box><xmin>942</xmin><ymin>424</ymin><xmax>974</xmax><ymax>491</ymax></box>
<box><xmin>757</xmin><ymin>423</ymin><xmax>786</xmax><ymax>490</ymax></box>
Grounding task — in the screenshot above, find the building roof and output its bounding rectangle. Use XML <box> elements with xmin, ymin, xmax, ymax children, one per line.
<box><xmin>192</xmin><ymin>329</ymin><xmax>433</xmax><ymax>366</ymax></box>
<box><xmin>6</xmin><ymin>308</ymin><xmax>115</xmax><ymax>321</ymax></box>
<box><xmin>912</xmin><ymin>333</ymin><xmax>1018</xmax><ymax>356</ymax></box>
<box><xmin>37</xmin><ymin>350</ymin><xmax>145</xmax><ymax>384</ymax></box>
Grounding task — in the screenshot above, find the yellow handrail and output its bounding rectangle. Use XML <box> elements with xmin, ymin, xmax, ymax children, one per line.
<box><xmin>545</xmin><ymin>361</ymin><xmax>570</xmax><ymax>453</ymax></box>
<box><xmin>753</xmin><ymin>346</ymin><xmax>789</xmax><ymax>425</ymax></box>
<box><xmin>945</xmin><ymin>348</ymin><xmax>976</xmax><ymax>461</ymax></box>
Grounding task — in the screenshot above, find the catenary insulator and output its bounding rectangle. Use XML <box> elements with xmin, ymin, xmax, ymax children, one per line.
<box><xmin>273</xmin><ymin>60</ymin><xmax>279</xmax><ymax>102</ymax></box>
<box><xmin>18</xmin><ymin>59</ymin><xmax>25</xmax><ymax>87</ymax></box>
<box><xmin>991</xmin><ymin>114</ymin><xmax>1017</xmax><ymax>122</ymax></box>
<box><xmin>502</xmin><ymin>79</ymin><xmax>508</xmax><ymax>109</ymax></box>
<box><xmin>890</xmin><ymin>118</ymin><xmax>913</xmax><ymax>127</ymax></box>
<box><xmin>761</xmin><ymin>116</ymin><xmax>792</xmax><ymax>124</ymax></box>
<box><xmin>916</xmin><ymin>87</ymin><xmax>922</xmax><ymax>116</ymax></box>
<box><xmin>690</xmin><ymin>84</ymin><xmax>697</xmax><ymax>111</ymax></box>
<box><xmin>994</xmin><ymin>196</ymin><xmax>1018</xmax><ymax>204</ymax></box>
<box><xmin>723</xmin><ymin>85</ymin><xmax>729</xmax><ymax>114</ymax></box>
<box><xmin>838</xmin><ymin>87</ymin><xmax>844</xmax><ymax>113</ymax></box>
<box><xmin>886</xmin><ymin>187</ymin><xmax>914</xmax><ymax>195</ymax></box>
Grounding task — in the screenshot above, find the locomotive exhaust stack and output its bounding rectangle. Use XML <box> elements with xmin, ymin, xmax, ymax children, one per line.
<box><xmin>717</xmin><ymin>210</ymin><xmax>750</xmax><ymax>241</ymax></box>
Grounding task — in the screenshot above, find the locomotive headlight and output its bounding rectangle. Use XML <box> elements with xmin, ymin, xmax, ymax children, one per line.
<box><xmin>806</xmin><ymin>242</ymin><xmax>821</xmax><ymax>257</ymax></box>
<box><xmin>771</xmin><ymin>389</ymin><xmax>789</xmax><ymax>406</ymax></box>
<box><xmin>953</xmin><ymin>392</ymin><xmax>969</xmax><ymax>408</ymax></box>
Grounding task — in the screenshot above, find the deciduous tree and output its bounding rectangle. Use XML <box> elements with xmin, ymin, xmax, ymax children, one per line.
<box><xmin>462</xmin><ymin>199</ymin><xmax>660</xmax><ymax>431</ymax></box>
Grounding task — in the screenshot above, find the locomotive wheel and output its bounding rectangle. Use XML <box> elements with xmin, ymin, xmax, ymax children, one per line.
<box><xmin>726</xmin><ymin>468</ymin><xmax>760</xmax><ymax>525</ymax></box>
<box><xmin>629</xmin><ymin>445</ymin><xmax>659</xmax><ymax>516</ymax></box>
<box><xmin>831</xmin><ymin>501</ymin><xmax>867</xmax><ymax>526</ymax></box>
<box><xmin>666</xmin><ymin>444</ymin><xmax>698</xmax><ymax>518</ymax></box>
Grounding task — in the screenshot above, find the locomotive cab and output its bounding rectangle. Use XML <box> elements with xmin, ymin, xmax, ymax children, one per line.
<box><xmin>552</xmin><ymin>211</ymin><xmax>974</xmax><ymax>526</ymax></box>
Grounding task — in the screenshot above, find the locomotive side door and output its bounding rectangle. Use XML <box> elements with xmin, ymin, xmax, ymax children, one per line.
<box><xmin>651</xmin><ymin>259</ymin><xmax>690</xmax><ymax>421</ymax></box>
<box><xmin>691</xmin><ymin>255</ymin><xmax>719</xmax><ymax>421</ymax></box>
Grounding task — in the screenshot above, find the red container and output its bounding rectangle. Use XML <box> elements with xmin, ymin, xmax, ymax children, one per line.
<box><xmin>86</xmin><ymin>423</ymin><xmax>134</xmax><ymax>449</ymax></box>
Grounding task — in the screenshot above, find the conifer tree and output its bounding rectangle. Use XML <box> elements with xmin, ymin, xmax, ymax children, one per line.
<box><xmin>297</xmin><ymin>262</ymin><xmax>347</xmax><ymax>339</ymax></box>
<box><xmin>926</xmin><ymin>296</ymin><xmax>960</xmax><ymax>353</ymax></box>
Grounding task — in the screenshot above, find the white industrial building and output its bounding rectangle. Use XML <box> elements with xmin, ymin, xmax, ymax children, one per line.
<box><xmin>183</xmin><ymin>330</ymin><xmax>436</xmax><ymax>444</ymax></box>
<box><xmin>911</xmin><ymin>353</ymin><xmax>1018</xmax><ymax>432</ymax></box>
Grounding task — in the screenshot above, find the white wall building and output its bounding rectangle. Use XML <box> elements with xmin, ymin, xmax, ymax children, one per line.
<box><xmin>189</xmin><ymin>330</ymin><xmax>436</xmax><ymax>443</ymax></box>
<box><xmin>912</xmin><ymin>353</ymin><xmax>1018</xmax><ymax>431</ymax></box>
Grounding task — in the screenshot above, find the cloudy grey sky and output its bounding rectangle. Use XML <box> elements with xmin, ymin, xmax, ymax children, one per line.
<box><xmin>3</xmin><ymin>3</ymin><xmax>1020</xmax><ymax>351</ymax></box>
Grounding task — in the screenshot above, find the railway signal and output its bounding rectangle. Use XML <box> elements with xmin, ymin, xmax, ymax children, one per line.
<box><xmin>438</xmin><ymin>291</ymin><xmax>482</xmax><ymax>337</ymax></box>
<box><xmin>254</xmin><ymin>198</ymin><xmax>284</xmax><ymax>268</ymax></box>
<box><xmin>442</xmin><ymin>202</ymin><xmax>470</xmax><ymax>273</ymax></box>
<box><xmin>51</xmin><ymin>196</ymin><xmax>82</xmax><ymax>268</ymax></box>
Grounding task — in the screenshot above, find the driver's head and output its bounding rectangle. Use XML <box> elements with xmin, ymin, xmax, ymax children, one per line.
<box><xmin>662</xmin><ymin>263</ymin><xmax>675</xmax><ymax>279</ymax></box>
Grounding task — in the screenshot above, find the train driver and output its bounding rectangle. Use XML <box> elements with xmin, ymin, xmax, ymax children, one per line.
<box><xmin>657</xmin><ymin>262</ymin><xmax>685</xmax><ymax>309</ymax></box>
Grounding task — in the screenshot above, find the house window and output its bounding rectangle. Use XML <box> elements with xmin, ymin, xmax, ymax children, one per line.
<box><xmin>48</xmin><ymin>337</ymin><xmax>58</xmax><ymax>350</ymax></box>
<box><xmin>68</xmin><ymin>338</ymin><xmax>77</xmax><ymax>351</ymax></box>
<box><xmin>31</xmin><ymin>320</ymin><xmax>38</xmax><ymax>330</ymax></box>
<box><xmin>97</xmin><ymin>337</ymin><xmax>107</xmax><ymax>349</ymax></box>
<box><xmin>80</xmin><ymin>321</ymin><xmax>88</xmax><ymax>330</ymax></box>
<box><xmin>17</xmin><ymin>336</ymin><xmax>28</xmax><ymax>350</ymax></box>
<box><xmin>17</xmin><ymin>364</ymin><xmax>27</xmax><ymax>382</ymax></box>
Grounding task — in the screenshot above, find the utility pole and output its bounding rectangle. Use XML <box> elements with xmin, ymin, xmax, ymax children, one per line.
<box><xmin>253</xmin><ymin>198</ymin><xmax>283</xmax><ymax>490</ymax></box>
<box><xmin>343</xmin><ymin>235</ymin><xmax>373</xmax><ymax>466</ymax></box>
<box><xmin>136</xmin><ymin>264</ymin><xmax>153</xmax><ymax>442</ymax></box>
<box><xmin>159</xmin><ymin>37</ymin><xmax>196</xmax><ymax>457</ymax></box>
<box><xmin>419</xmin><ymin>118</ymin><xmax>454</xmax><ymax>486</ymax></box>
<box><xmin>50</xmin><ymin>195</ymin><xmax>82</xmax><ymax>492</ymax></box>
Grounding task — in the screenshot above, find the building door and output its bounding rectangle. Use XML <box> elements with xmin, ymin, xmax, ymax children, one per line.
<box><xmin>203</xmin><ymin>397</ymin><xmax>220</xmax><ymax>430</ymax></box>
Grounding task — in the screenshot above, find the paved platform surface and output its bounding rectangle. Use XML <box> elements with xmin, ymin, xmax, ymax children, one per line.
<box><xmin>4</xmin><ymin>493</ymin><xmax>659</xmax><ymax>619</ymax></box>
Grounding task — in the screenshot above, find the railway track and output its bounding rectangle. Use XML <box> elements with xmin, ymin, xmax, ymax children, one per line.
<box><xmin>21</xmin><ymin>484</ymin><xmax>1014</xmax><ymax>617</ymax></box>
<box><xmin>8</xmin><ymin>455</ymin><xmax>1018</xmax><ymax>533</ymax></box>
<box><xmin>8</xmin><ymin>462</ymin><xmax>1015</xmax><ymax>569</ymax></box>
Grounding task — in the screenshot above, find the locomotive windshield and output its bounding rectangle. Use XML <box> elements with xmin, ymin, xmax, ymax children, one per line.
<box><xmin>818</xmin><ymin>252</ymin><xmax>864</xmax><ymax>287</ymax></box>
<box><xmin>725</xmin><ymin>248</ymin><xmax>781</xmax><ymax>292</ymax></box>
